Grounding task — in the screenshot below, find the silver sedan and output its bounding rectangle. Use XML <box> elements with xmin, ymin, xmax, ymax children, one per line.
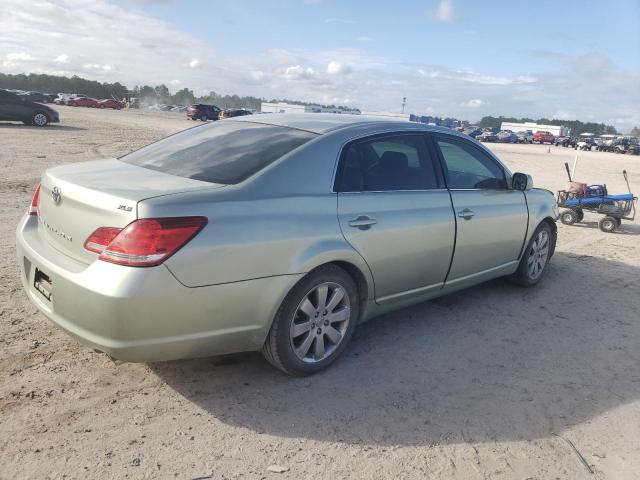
<box><xmin>16</xmin><ymin>114</ymin><xmax>557</xmax><ymax>374</ymax></box>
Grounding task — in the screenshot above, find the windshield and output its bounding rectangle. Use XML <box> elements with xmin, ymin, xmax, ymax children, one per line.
<box><xmin>122</xmin><ymin>121</ymin><xmax>317</xmax><ymax>184</ymax></box>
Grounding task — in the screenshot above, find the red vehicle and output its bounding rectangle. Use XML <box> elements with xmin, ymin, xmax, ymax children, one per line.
<box><xmin>533</xmin><ymin>131</ymin><xmax>555</xmax><ymax>144</ymax></box>
<box><xmin>98</xmin><ymin>99</ymin><xmax>123</xmax><ymax>109</ymax></box>
<box><xmin>68</xmin><ymin>97</ymin><xmax>99</xmax><ymax>108</ymax></box>
<box><xmin>186</xmin><ymin>104</ymin><xmax>221</xmax><ymax>121</ymax></box>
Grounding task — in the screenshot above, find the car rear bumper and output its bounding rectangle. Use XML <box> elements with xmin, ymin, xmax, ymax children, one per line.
<box><xmin>16</xmin><ymin>215</ymin><xmax>301</xmax><ymax>362</ymax></box>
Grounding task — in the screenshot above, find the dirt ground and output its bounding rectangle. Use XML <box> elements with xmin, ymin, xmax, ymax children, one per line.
<box><xmin>1</xmin><ymin>107</ymin><xmax>639</xmax><ymax>480</ymax></box>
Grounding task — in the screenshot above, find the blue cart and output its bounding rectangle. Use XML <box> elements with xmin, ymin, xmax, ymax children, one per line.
<box><xmin>557</xmin><ymin>170</ymin><xmax>637</xmax><ymax>232</ymax></box>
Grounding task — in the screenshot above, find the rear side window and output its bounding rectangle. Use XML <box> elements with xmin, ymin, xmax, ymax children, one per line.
<box><xmin>122</xmin><ymin>121</ymin><xmax>317</xmax><ymax>184</ymax></box>
<box><xmin>435</xmin><ymin>137</ymin><xmax>507</xmax><ymax>190</ymax></box>
<box><xmin>336</xmin><ymin>134</ymin><xmax>440</xmax><ymax>192</ymax></box>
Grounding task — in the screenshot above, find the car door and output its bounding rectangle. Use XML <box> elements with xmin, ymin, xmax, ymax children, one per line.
<box><xmin>432</xmin><ymin>134</ymin><xmax>528</xmax><ymax>284</ymax></box>
<box><xmin>336</xmin><ymin>132</ymin><xmax>455</xmax><ymax>303</ymax></box>
<box><xmin>0</xmin><ymin>90</ymin><xmax>24</xmax><ymax>121</ymax></box>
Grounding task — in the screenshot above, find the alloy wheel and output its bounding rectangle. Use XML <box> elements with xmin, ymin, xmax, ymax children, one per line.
<box><xmin>527</xmin><ymin>229</ymin><xmax>549</xmax><ymax>280</ymax></box>
<box><xmin>33</xmin><ymin>113</ymin><xmax>47</xmax><ymax>126</ymax></box>
<box><xmin>289</xmin><ymin>282</ymin><xmax>351</xmax><ymax>363</ymax></box>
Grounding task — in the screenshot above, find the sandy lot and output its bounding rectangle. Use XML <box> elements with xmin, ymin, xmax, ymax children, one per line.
<box><xmin>1</xmin><ymin>107</ymin><xmax>639</xmax><ymax>480</ymax></box>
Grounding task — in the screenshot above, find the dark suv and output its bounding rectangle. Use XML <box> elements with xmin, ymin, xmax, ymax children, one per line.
<box><xmin>0</xmin><ymin>89</ymin><xmax>60</xmax><ymax>127</ymax></box>
<box><xmin>186</xmin><ymin>104</ymin><xmax>221</xmax><ymax>121</ymax></box>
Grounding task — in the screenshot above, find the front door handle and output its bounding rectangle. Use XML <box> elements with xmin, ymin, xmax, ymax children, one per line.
<box><xmin>457</xmin><ymin>208</ymin><xmax>475</xmax><ymax>220</ymax></box>
<box><xmin>349</xmin><ymin>215</ymin><xmax>377</xmax><ymax>230</ymax></box>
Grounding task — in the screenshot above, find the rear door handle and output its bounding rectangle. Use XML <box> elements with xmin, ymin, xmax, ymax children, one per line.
<box><xmin>457</xmin><ymin>208</ymin><xmax>475</xmax><ymax>220</ymax></box>
<box><xmin>349</xmin><ymin>215</ymin><xmax>377</xmax><ymax>230</ymax></box>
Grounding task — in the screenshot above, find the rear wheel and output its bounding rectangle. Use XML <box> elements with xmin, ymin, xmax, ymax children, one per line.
<box><xmin>262</xmin><ymin>264</ymin><xmax>359</xmax><ymax>375</ymax></box>
<box><xmin>510</xmin><ymin>223</ymin><xmax>554</xmax><ymax>287</ymax></box>
<box><xmin>560</xmin><ymin>210</ymin><xmax>578</xmax><ymax>225</ymax></box>
<box><xmin>599</xmin><ymin>216</ymin><xmax>617</xmax><ymax>233</ymax></box>
<box><xmin>200</xmin><ymin>114</ymin><xmax>208</xmax><ymax>121</ymax></box>
<box><xmin>575</xmin><ymin>209</ymin><xmax>584</xmax><ymax>222</ymax></box>
<box><xmin>31</xmin><ymin>112</ymin><xmax>49</xmax><ymax>127</ymax></box>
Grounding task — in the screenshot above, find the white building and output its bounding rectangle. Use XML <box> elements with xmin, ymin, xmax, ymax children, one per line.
<box><xmin>360</xmin><ymin>111</ymin><xmax>410</xmax><ymax>121</ymax></box>
<box><xmin>501</xmin><ymin>121</ymin><xmax>570</xmax><ymax>136</ymax></box>
<box><xmin>261</xmin><ymin>102</ymin><xmax>306</xmax><ymax>114</ymax></box>
<box><xmin>261</xmin><ymin>102</ymin><xmax>359</xmax><ymax>115</ymax></box>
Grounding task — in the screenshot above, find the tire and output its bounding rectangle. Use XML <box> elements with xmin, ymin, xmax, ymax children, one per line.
<box><xmin>191</xmin><ymin>117</ymin><xmax>197</xmax><ymax>121</ymax></box>
<box><xmin>200</xmin><ymin>115</ymin><xmax>208</xmax><ymax>121</ymax></box>
<box><xmin>614</xmin><ymin>217</ymin><xmax>622</xmax><ymax>227</ymax></box>
<box><xmin>31</xmin><ymin>111</ymin><xmax>49</xmax><ymax>127</ymax></box>
<box><xmin>560</xmin><ymin>210</ymin><xmax>578</xmax><ymax>225</ymax></box>
<box><xmin>598</xmin><ymin>216</ymin><xmax>617</xmax><ymax>233</ymax></box>
<box><xmin>262</xmin><ymin>264</ymin><xmax>359</xmax><ymax>375</ymax></box>
<box><xmin>510</xmin><ymin>222</ymin><xmax>554</xmax><ymax>287</ymax></box>
<box><xmin>575</xmin><ymin>209</ymin><xmax>584</xmax><ymax>222</ymax></box>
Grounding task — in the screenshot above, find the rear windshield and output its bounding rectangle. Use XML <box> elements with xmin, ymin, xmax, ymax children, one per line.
<box><xmin>122</xmin><ymin>121</ymin><xmax>317</xmax><ymax>184</ymax></box>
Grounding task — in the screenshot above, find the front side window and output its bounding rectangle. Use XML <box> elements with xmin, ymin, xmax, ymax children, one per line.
<box><xmin>122</xmin><ymin>121</ymin><xmax>317</xmax><ymax>184</ymax></box>
<box><xmin>337</xmin><ymin>134</ymin><xmax>440</xmax><ymax>192</ymax></box>
<box><xmin>435</xmin><ymin>137</ymin><xmax>507</xmax><ymax>190</ymax></box>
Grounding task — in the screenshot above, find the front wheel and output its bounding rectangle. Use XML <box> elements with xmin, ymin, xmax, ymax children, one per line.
<box><xmin>510</xmin><ymin>223</ymin><xmax>554</xmax><ymax>287</ymax></box>
<box><xmin>31</xmin><ymin>112</ymin><xmax>49</xmax><ymax>127</ymax></box>
<box><xmin>262</xmin><ymin>264</ymin><xmax>359</xmax><ymax>375</ymax></box>
<box><xmin>599</xmin><ymin>216</ymin><xmax>617</xmax><ymax>233</ymax></box>
<box><xmin>560</xmin><ymin>210</ymin><xmax>578</xmax><ymax>225</ymax></box>
<box><xmin>200</xmin><ymin>115</ymin><xmax>208</xmax><ymax>121</ymax></box>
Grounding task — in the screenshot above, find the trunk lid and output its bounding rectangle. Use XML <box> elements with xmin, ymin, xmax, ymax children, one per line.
<box><xmin>38</xmin><ymin>159</ymin><xmax>223</xmax><ymax>264</ymax></box>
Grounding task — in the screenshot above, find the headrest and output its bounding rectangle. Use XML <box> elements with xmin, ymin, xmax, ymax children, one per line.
<box><xmin>379</xmin><ymin>151</ymin><xmax>408</xmax><ymax>170</ymax></box>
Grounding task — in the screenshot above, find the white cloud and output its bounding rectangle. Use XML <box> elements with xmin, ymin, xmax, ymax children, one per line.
<box><xmin>327</xmin><ymin>61</ymin><xmax>351</xmax><ymax>75</ymax></box>
<box><xmin>284</xmin><ymin>65</ymin><xmax>316</xmax><ymax>80</ymax></box>
<box><xmin>460</xmin><ymin>99</ymin><xmax>485</xmax><ymax>108</ymax></box>
<box><xmin>356</xmin><ymin>36</ymin><xmax>373</xmax><ymax>42</ymax></box>
<box><xmin>0</xmin><ymin>0</ymin><xmax>637</xmax><ymax>130</ymax></box>
<box><xmin>54</xmin><ymin>53</ymin><xmax>69</xmax><ymax>63</ymax></box>
<box><xmin>188</xmin><ymin>58</ymin><xmax>200</xmax><ymax>68</ymax></box>
<box><xmin>7</xmin><ymin>52</ymin><xmax>33</xmax><ymax>61</ymax></box>
<box><xmin>432</xmin><ymin>0</ymin><xmax>455</xmax><ymax>22</ymax></box>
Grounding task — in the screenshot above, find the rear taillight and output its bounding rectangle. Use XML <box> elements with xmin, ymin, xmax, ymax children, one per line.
<box><xmin>84</xmin><ymin>227</ymin><xmax>122</xmax><ymax>254</ymax></box>
<box><xmin>28</xmin><ymin>183</ymin><xmax>41</xmax><ymax>216</ymax></box>
<box><xmin>85</xmin><ymin>217</ymin><xmax>207</xmax><ymax>267</ymax></box>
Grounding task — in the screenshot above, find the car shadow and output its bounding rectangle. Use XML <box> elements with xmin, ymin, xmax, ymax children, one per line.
<box><xmin>151</xmin><ymin>252</ymin><xmax>640</xmax><ymax>446</ymax></box>
<box><xmin>0</xmin><ymin>123</ymin><xmax>86</xmax><ymax>131</ymax></box>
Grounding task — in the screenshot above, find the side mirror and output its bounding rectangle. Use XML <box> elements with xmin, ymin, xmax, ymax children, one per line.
<box><xmin>512</xmin><ymin>172</ymin><xmax>533</xmax><ymax>191</ymax></box>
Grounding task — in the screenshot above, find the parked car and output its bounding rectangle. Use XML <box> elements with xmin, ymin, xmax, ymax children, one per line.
<box><xmin>57</xmin><ymin>94</ymin><xmax>88</xmax><ymax>106</ymax></box>
<box><xmin>0</xmin><ymin>88</ymin><xmax>60</xmax><ymax>126</ymax></box>
<box><xmin>16</xmin><ymin>114</ymin><xmax>557</xmax><ymax>374</ymax></box>
<box><xmin>477</xmin><ymin>131</ymin><xmax>498</xmax><ymax>142</ymax></box>
<box><xmin>463</xmin><ymin>127</ymin><xmax>483</xmax><ymax>138</ymax></box>
<box><xmin>495</xmin><ymin>130</ymin><xmax>518</xmax><ymax>143</ymax></box>
<box><xmin>98</xmin><ymin>99</ymin><xmax>123</xmax><ymax>109</ymax></box>
<box><xmin>516</xmin><ymin>131</ymin><xmax>534</xmax><ymax>144</ymax></box>
<box><xmin>219</xmin><ymin>108</ymin><xmax>253</xmax><ymax>119</ymax></box>
<box><xmin>533</xmin><ymin>131</ymin><xmax>555</xmax><ymax>144</ymax></box>
<box><xmin>68</xmin><ymin>97</ymin><xmax>99</xmax><ymax>108</ymax></box>
<box><xmin>187</xmin><ymin>104</ymin><xmax>221</xmax><ymax>121</ymax></box>
<box><xmin>615</xmin><ymin>137</ymin><xmax>640</xmax><ymax>155</ymax></box>
<box><xmin>19</xmin><ymin>91</ymin><xmax>54</xmax><ymax>103</ymax></box>
<box><xmin>596</xmin><ymin>134</ymin><xmax>618</xmax><ymax>152</ymax></box>
<box><xmin>575</xmin><ymin>134</ymin><xmax>596</xmax><ymax>151</ymax></box>
<box><xmin>554</xmin><ymin>136</ymin><xmax>572</xmax><ymax>147</ymax></box>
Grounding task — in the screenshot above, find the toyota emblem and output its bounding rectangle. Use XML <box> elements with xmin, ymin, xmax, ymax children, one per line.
<box><xmin>51</xmin><ymin>186</ymin><xmax>62</xmax><ymax>204</ymax></box>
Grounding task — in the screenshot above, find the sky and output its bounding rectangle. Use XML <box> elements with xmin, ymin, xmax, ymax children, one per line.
<box><xmin>1</xmin><ymin>0</ymin><xmax>639</xmax><ymax>130</ymax></box>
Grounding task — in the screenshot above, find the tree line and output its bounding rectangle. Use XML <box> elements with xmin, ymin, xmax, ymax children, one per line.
<box><xmin>0</xmin><ymin>72</ymin><xmax>629</xmax><ymax>133</ymax></box>
<box><xmin>477</xmin><ymin>115</ymin><xmax>618</xmax><ymax>136</ymax></box>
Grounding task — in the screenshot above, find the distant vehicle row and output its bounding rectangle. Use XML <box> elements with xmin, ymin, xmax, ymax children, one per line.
<box><xmin>186</xmin><ymin>104</ymin><xmax>253</xmax><ymax>121</ymax></box>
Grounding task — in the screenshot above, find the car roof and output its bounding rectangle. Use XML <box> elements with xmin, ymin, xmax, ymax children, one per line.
<box><xmin>228</xmin><ymin>112</ymin><xmax>457</xmax><ymax>135</ymax></box>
